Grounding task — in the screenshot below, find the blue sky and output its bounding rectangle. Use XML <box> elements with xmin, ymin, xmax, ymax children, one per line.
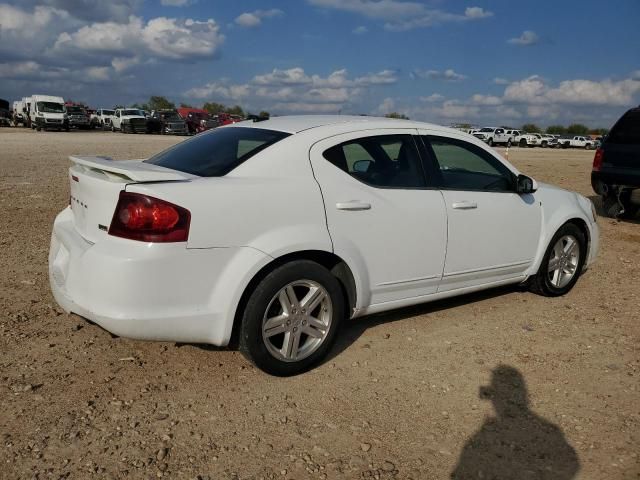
<box><xmin>1</xmin><ymin>0</ymin><xmax>639</xmax><ymax>127</ymax></box>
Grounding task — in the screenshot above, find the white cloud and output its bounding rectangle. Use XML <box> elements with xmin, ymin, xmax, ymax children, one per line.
<box><xmin>376</xmin><ymin>97</ymin><xmax>396</xmax><ymax>114</ymax></box>
<box><xmin>508</xmin><ymin>30</ymin><xmax>539</xmax><ymax>46</ymax></box>
<box><xmin>420</xmin><ymin>93</ymin><xmax>444</xmax><ymax>102</ymax></box>
<box><xmin>493</xmin><ymin>77</ymin><xmax>509</xmax><ymax>85</ymax></box>
<box><xmin>161</xmin><ymin>0</ymin><xmax>191</xmax><ymax>6</ymax></box>
<box><xmin>185</xmin><ymin>66</ymin><xmax>398</xmax><ymax>114</ymax></box>
<box><xmin>307</xmin><ymin>0</ymin><xmax>492</xmax><ymax>31</ymax></box>
<box><xmin>234</xmin><ymin>9</ymin><xmax>283</xmax><ymax>28</ymax></box>
<box><xmin>471</xmin><ymin>94</ymin><xmax>502</xmax><ymax>106</ymax></box>
<box><xmin>464</xmin><ymin>7</ymin><xmax>493</xmax><ymax>19</ymax></box>
<box><xmin>53</xmin><ymin>15</ymin><xmax>225</xmax><ymax>60</ymax></box>
<box><xmin>353</xmin><ymin>25</ymin><xmax>368</xmax><ymax>34</ymax></box>
<box><xmin>412</xmin><ymin>68</ymin><xmax>466</xmax><ymax>82</ymax></box>
<box><xmin>503</xmin><ymin>75</ymin><xmax>640</xmax><ymax>106</ymax></box>
<box><xmin>37</xmin><ymin>0</ymin><xmax>142</xmax><ymax>22</ymax></box>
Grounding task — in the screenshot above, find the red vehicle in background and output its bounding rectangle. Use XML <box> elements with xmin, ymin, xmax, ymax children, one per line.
<box><xmin>215</xmin><ymin>112</ymin><xmax>243</xmax><ymax>126</ymax></box>
<box><xmin>177</xmin><ymin>107</ymin><xmax>218</xmax><ymax>134</ymax></box>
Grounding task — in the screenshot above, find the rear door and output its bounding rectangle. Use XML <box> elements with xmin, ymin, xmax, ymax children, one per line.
<box><xmin>310</xmin><ymin>130</ymin><xmax>447</xmax><ymax>306</ymax></box>
<box><xmin>418</xmin><ymin>132</ymin><xmax>541</xmax><ymax>292</ymax></box>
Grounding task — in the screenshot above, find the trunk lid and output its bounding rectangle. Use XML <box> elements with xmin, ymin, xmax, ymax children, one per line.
<box><xmin>68</xmin><ymin>156</ymin><xmax>193</xmax><ymax>243</ymax></box>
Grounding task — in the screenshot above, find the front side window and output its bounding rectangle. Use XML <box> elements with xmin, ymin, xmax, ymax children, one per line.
<box><xmin>322</xmin><ymin>135</ymin><xmax>426</xmax><ymax>188</ymax></box>
<box><xmin>146</xmin><ymin>127</ymin><xmax>290</xmax><ymax>177</ymax></box>
<box><xmin>424</xmin><ymin>136</ymin><xmax>515</xmax><ymax>192</ymax></box>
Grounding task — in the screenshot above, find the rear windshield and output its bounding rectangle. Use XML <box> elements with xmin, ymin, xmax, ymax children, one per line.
<box><xmin>607</xmin><ymin>110</ymin><xmax>640</xmax><ymax>145</ymax></box>
<box><xmin>145</xmin><ymin>126</ymin><xmax>290</xmax><ymax>176</ymax></box>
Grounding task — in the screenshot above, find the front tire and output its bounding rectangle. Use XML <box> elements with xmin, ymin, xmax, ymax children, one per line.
<box><xmin>239</xmin><ymin>260</ymin><xmax>344</xmax><ymax>376</ymax></box>
<box><xmin>519</xmin><ymin>139</ymin><xmax>527</xmax><ymax>148</ymax></box>
<box><xmin>529</xmin><ymin>223</ymin><xmax>586</xmax><ymax>297</ymax></box>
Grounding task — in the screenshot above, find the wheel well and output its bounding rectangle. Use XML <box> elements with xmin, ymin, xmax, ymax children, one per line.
<box><xmin>229</xmin><ymin>250</ymin><xmax>357</xmax><ymax>348</ymax></box>
<box><xmin>566</xmin><ymin>218</ymin><xmax>590</xmax><ymax>256</ymax></box>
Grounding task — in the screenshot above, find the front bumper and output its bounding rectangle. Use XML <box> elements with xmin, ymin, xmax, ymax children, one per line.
<box><xmin>48</xmin><ymin>207</ymin><xmax>269</xmax><ymax>345</ymax></box>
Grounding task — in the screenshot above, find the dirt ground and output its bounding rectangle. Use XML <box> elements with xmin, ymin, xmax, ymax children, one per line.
<box><xmin>0</xmin><ymin>129</ymin><xmax>638</xmax><ymax>480</ymax></box>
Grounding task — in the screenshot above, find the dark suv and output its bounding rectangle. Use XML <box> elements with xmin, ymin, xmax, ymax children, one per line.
<box><xmin>592</xmin><ymin>106</ymin><xmax>640</xmax><ymax>218</ymax></box>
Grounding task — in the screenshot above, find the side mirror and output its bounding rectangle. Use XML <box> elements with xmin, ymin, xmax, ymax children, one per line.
<box><xmin>516</xmin><ymin>174</ymin><xmax>537</xmax><ymax>194</ymax></box>
<box><xmin>353</xmin><ymin>159</ymin><xmax>373</xmax><ymax>173</ymax></box>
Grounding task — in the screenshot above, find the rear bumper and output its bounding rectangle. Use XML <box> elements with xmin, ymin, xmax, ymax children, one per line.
<box><xmin>49</xmin><ymin>207</ymin><xmax>270</xmax><ymax>345</ymax></box>
<box><xmin>592</xmin><ymin>170</ymin><xmax>640</xmax><ymax>194</ymax></box>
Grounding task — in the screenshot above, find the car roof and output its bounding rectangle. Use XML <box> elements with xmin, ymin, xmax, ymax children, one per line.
<box><xmin>230</xmin><ymin>115</ymin><xmax>457</xmax><ymax>135</ymax></box>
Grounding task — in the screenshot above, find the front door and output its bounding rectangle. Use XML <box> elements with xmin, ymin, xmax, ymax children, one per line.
<box><xmin>310</xmin><ymin>130</ymin><xmax>447</xmax><ymax>307</ymax></box>
<box><xmin>419</xmin><ymin>132</ymin><xmax>542</xmax><ymax>292</ymax></box>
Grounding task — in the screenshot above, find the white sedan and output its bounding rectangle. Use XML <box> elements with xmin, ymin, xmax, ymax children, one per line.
<box><xmin>49</xmin><ymin>116</ymin><xmax>599</xmax><ymax>375</ymax></box>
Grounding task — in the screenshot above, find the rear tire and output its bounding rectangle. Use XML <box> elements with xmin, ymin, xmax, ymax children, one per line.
<box><xmin>487</xmin><ymin>138</ymin><xmax>493</xmax><ymax>147</ymax></box>
<box><xmin>529</xmin><ymin>223</ymin><xmax>586</xmax><ymax>297</ymax></box>
<box><xmin>239</xmin><ymin>260</ymin><xmax>344</xmax><ymax>376</ymax></box>
<box><xmin>519</xmin><ymin>139</ymin><xmax>527</xmax><ymax>148</ymax></box>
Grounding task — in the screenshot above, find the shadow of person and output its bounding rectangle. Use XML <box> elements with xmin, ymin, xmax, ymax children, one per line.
<box><xmin>451</xmin><ymin>365</ymin><xmax>580</xmax><ymax>480</ymax></box>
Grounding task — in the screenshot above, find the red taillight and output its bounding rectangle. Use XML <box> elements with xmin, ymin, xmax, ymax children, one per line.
<box><xmin>108</xmin><ymin>192</ymin><xmax>190</xmax><ymax>243</ymax></box>
<box><xmin>593</xmin><ymin>147</ymin><xmax>604</xmax><ymax>171</ymax></box>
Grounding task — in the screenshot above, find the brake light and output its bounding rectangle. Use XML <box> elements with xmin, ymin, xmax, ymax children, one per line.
<box><xmin>108</xmin><ymin>192</ymin><xmax>190</xmax><ymax>243</ymax></box>
<box><xmin>593</xmin><ymin>148</ymin><xmax>604</xmax><ymax>171</ymax></box>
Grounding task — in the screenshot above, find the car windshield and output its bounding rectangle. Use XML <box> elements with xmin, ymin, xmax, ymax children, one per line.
<box><xmin>102</xmin><ymin>109</ymin><xmax>115</xmax><ymax>115</ymax></box>
<box><xmin>160</xmin><ymin>112</ymin><xmax>181</xmax><ymax>120</ymax></box>
<box><xmin>37</xmin><ymin>102</ymin><xmax>64</xmax><ymax>113</ymax></box>
<box><xmin>479</xmin><ymin>128</ymin><xmax>494</xmax><ymax>132</ymax></box>
<box><xmin>123</xmin><ymin>109</ymin><xmax>144</xmax><ymax>116</ymax></box>
<box><xmin>67</xmin><ymin>107</ymin><xmax>85</xmax><ymax>114</ymax></box>
<box><xmin>145</xmin><ymin>127</ymin><xmax>290</xmax><ymax>177</ymax></box>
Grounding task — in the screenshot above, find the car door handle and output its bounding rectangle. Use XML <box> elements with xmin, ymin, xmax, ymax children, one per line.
<box><xmin>451</xmin><ymin>201</ymin><xmax>478</xmax><ymax>210</ymax></box>
<box><xmin>336</xmin><ymin>201</ymin><xmax>371</xmax><ymax>211</ymax></box>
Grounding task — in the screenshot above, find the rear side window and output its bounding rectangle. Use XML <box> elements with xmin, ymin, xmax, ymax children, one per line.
<box><xmin>607</xmin><ymin>110</ymin><xmax>640</xmax><ymax>145</ymax></box>
<box><xmin>322</xmin><ymin>135</ymin><xmax>427</xmax><ymax>188</ymax></box>
<box><xmin>146</xmin><ymin>127</ymin><xmax>290</xmax><ymax>176</ymax></box>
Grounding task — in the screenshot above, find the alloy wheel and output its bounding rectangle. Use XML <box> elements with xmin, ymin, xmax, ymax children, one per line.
<box><xmin>261</xmin><ymin>280</ymin><xmax>333</xmax><ymax>362</ymax></box>
<box><xmin>547</xmin><ymin>235</ymin><xmax>580</xmax><ymax>288</ymax></box>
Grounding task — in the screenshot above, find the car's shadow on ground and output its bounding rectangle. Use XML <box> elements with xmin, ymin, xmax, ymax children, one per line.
<box><xmin>589</xmin><ymin>195</ymin><xmax>640</xmax><ymax>224</ymax></box>
<box><xmin>323</xmin><ymin>284</ymin><xmax>518</xmax><ymax>365</ymax></box>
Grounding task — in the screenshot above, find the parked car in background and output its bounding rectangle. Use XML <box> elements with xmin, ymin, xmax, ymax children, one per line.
<box><xmin>178</xmin><ymin>107</ymin><xmax>218</xmax><ymax>134</ymax></box>
<box><xmin>49</xmin><ymin>115</ymin><xmax>599</xmax><ymax>375</ymax></box>
<box><xmin>540</xmin><ymin>134</ymin><xmax>558</xmax><ymax>148</ymax></box>
<box><xmin>112</xmin><ymin>108</ymin><xmax>147</xmax><ymax>133</ymax></box>
<box><xmin>472</xmin><ymin>127</ymin><xmax>512</xmax><ymax>146</ymax></box>
<box><xmin>31</xmin><ymin>95</ymin><xmax>68</xmax><ymax>131</ymax></box>
<box><xmin>22</xmin><ymin>96</ymin><xmax>33</xmax><ymax>127</ymax></box>
<box><xmin>558</xmin><ymin>135</ymin><xmax>595</xmax><ymax>149</ymax></box>
<box><xmin>0</xmin><ymin>98</ymin><xmax>10</xmax><ymax>127</ymax></box>
<box><xmin>214</xmin><ymin>112</ymin><xmax>243</xmax><ymax>126</ymax></box>
<box><xmin>91</xmin><ymin>109</ymin><xmax>116</xmax><ymax>130</ymax></box>
<box><xmin>12</xmin><ymin>100</ymin><xmax>26</xmax><ymax>126</ymax></box>
<box><xmin>66</xmin><ymin>105</ymin><xmax>91</xmax><ymax>130</ymax></box>
<box><xmin>147</xmin><ymin>109</ymin><xmax>189</xmax><ymax>135</ymax></box>
<box><xmin>515</xmin><ymin>132</ymin><xmax>540</xmax><ymax>148</ymax></box>
<box><xmin>592</xmin><ymin>106</ymin><xmax>640</xmax><ymax>218</ymax></box>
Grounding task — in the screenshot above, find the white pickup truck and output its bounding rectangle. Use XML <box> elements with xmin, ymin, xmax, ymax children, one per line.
<box><xmin>557</xmin><ymin>135</ymin><xmax>595</xmax><ymax>149</ymax></box>
<box><xmin>472</xmin><ymin>127</ymin><xmax>514</xmax><ymax>146</ymax></box>
<box><xmin>112</xmin><ymin>108</ymin><xmax>147</xmax><ymax>133</ymax></box>
<box><xmin>515</xmin><ymin>132</ymin><xmax>540</xmax><ymax>148</ymax></box>
<box><xmin>91</xmin><ymin>108</ymin><xmax>116</xmax><ymax>130</ymax></box>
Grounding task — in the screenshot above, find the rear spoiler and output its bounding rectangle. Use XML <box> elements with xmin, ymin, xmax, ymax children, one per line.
<box><xmin>69</xmin><ymin>156</ymin><xmax>193</xmax><ymax>182</ymax></box>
